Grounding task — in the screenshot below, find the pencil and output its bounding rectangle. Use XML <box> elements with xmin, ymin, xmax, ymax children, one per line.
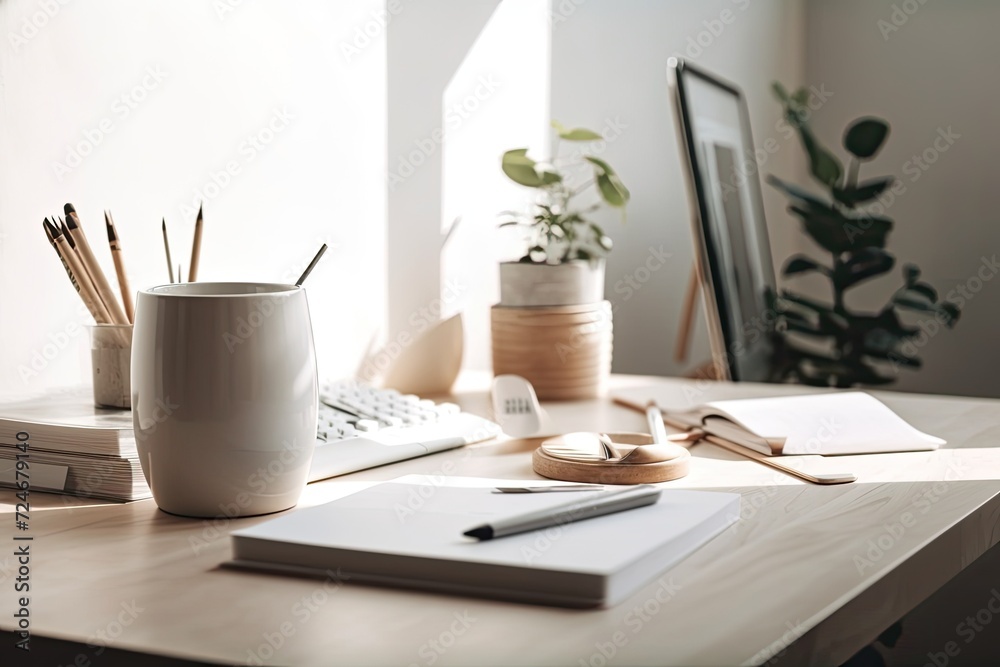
<box><xmin>105</xmin><ymin>210</ymin><xmax>134</xmax><ymax>322</ymax></box>
<box><xmin>58</xmin><ymin>217</ymin><xmax>75</xmax><ymax>249</ymax></box>
<box><xmin>64</xmin><ymin>203</ymin><xmax>129</xmax><ymax>325</ymax></box>
<box><xmin>44</xmin><ymin>218</ymin><xmax>81</xmax><ymax>293</ymax></box>
<box><xmin>188</xmin><ymin>203</ymin><xmax>202</xmax><ymax>282</ymax></box>
<box><xmin>44</xmin><ymin>218</ymin><xmax>111</xmax><ymax>323</ymax></box>
<box><xmin>162</xmin><ymin>218</ymin><xmax>174</xmax><ymax>283</ymax></box>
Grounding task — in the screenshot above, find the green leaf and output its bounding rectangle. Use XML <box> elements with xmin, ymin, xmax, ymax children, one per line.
<box><xmin>539</xmin><ymin>169</ymin><xmax>563</xmax><ymax>185</ymax></box>
<box><xmin>780</xmin><ymin>291</ymin><xmax>834</xmax><ymax>316</ymax></box>
<box><xmin>833</xmin><ymin>248</ymin><xmax>895</xmax><ymax>290</ymax></box>
<box><xmin>772</xmin><ymin>82</ymin><xmax>790</xmax><ymax>103</ymax></box>
<box><xmin>800</xmin><ymin>125</ymin><xmax>843</xmax><ymax>187</ymax></box>
<box><xmin>585</xmin><ymin>156</ymin><xmax>630</xmax><ymax>207</ymax></box>
<box><xmin>833</xmin><ymin>177</ymin><xmax>894</xmax><ymax>206</ymax></box>
<box><xmin>783</xmin><ymin>255</ymin><xmax>829</xmax><ymax>277</ymax></box>
<box><xmin>501</xmin><ymin>149</ymin><xmax>544</xmax><ymax>187</ymax></box>
<box><xmin>941</xmin><ymin>302</ymin><xmax>961</xmax><ymax>325</ymax></box>
<box><xmin>907</xmin><ymin>282</ymin><xmax>938</xmax><ymax>303</ymax></box>
<box><xmin>788</xmin><ymin>205</ymin><xmax>893</xmax><ymax>253</ymax></box>
<box><xmin>790</xmin><ymin>88</ymin><xmax>810</xmax><ymax>106</ymax></box>
<box><xmin>784</xmin><ymin>320</ymin><xmax>828</xmax><ymax>338</ymax></box>
<box><xmin>551</xmin><ymin>120</ymin><xmax>603</xmax><ymax>141</ymax></box>
<box><xmin>844</xmin><ymin>117</ymin><xmax>890</xmax><ymax>160</ymax></box>
<box><xmin>766</xmin><ymin>175</ymin><xmax>830</xmax><ymax>209</ymax></box>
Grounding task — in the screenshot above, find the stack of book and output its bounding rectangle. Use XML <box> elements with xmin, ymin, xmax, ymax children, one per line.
<box><xmin>0</xmin><ymin>390</ymin><xmax>149</xmax><ymax>502</ymax></box>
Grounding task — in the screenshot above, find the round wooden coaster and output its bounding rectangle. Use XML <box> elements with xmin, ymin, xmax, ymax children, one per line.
<box><xmin>532</xmin><ymin>433</ymin><xmax>690</xmax><ymax>484</ymax></box>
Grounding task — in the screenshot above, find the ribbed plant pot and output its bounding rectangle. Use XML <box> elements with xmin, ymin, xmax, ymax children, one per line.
<box><xmin>492</xmin><ymin>261</ymin><xmax>612</xmax><ymax>400</ymax></box>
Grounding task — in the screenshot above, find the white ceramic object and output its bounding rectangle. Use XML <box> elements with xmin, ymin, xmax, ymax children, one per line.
<box><xmin>498</xmin><ymin>260</ymin><xmax>605</xmax><ymax>307</ymax></box>
<box><xmin>131</xmin><ymin>283</ymin><xmax>318</xmax><ymax>518</ymax></box>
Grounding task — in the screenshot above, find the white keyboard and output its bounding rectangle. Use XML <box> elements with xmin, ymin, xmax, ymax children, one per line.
<box><xmin>308</xmin><ymin>380</ymin><xmax>502</xmax><ymax>482</ymax></box>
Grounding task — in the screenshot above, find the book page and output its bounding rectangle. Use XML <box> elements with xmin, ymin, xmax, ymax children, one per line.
<box><xmin>707</xmin><ymin>392</ymin><xmax>944</xmax><ymax>455</ymax></box>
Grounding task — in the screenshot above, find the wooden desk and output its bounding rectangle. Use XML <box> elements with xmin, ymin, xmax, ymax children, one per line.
<box><xmin>2</xmin><ymin>375</ymin><xmax>1000</xmax><ymax>666</ymax></box>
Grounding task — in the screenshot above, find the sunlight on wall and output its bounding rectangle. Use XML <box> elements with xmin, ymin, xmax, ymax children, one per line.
<box><xmin>0</xmin><ymin>0</ymin><xmax>386</xmax><ymax>392</ymax></box>
<box><xmin>440</xmin><ymin>0</ymin><xmax>551</xmax><ymax>370</ymax></box>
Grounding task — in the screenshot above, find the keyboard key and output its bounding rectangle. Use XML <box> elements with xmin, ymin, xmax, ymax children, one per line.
<box><xmin>355</xmin><ymin>419</ymin><xmax>379</xmax><ymax>432</ymax></box>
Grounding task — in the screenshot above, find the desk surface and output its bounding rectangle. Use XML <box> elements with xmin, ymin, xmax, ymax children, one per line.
<box><xmin>2</xmin><ymin>375</ymin><xmax>1000</xmax><ymax>666</ymax></box>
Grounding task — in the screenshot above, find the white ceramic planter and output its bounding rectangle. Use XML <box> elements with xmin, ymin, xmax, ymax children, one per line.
<box><xmin>498</xmin><ymin>260</ymin><xmax>605</xmax><ymax>307</ymax></box>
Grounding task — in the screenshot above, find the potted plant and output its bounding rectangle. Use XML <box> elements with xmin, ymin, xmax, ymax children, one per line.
<box><xmin>767</xmin><ymin>84</ymin><xmax>961</xmax><ymax>387</ymax></box>
<box><xmin>492</xmin><ymin>121</ymin><xmax>630</xmax><ymax>400</ymax></box>
<box><xmin>497</xmin><ymin>120</ymin><xmax>630</xmax><ymax>307</ymax></box>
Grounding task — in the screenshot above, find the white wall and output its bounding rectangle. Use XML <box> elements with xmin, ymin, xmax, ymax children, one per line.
<box><xmin>804</xmin><ymin>0</ymin><xmax>1000</xmax><ymax>398</ymax></box>
<box><xmin>0</xmin><ymin>0</ymin><xmax>386</xmax><ymax>395</ymax></box>
<box><xmin>385</xmin><ymin>0</ymin><xmax>551</xmax><ymax>377</ymax></box>
<box><xmin>547</xmin><ymin>0</ymin><xmax>806</xmax><ymax>378</ymax></box>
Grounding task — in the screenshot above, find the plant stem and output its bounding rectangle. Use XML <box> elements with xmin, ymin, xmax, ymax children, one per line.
<box><xmin>570</xmin><ymin>179</ymin><xmax>595</xmax><ymax>198</ymax></box>
<box><xmin>832</xmin><ymin>253</ymin><xmax>845</xmax><ymax>314</ymax></box>
<box><xmin>847</xmin><ymin>158</ymin><xmax>860</xmax><ymax>191</ymax></box>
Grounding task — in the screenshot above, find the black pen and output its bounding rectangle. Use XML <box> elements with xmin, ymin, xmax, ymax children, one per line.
<box><xmin>463</xmin><ymin>485</ymin><xmax>661</xmax><ymax>541</ymax></box>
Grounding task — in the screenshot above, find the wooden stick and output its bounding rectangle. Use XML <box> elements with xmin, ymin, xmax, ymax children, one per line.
<box><xmin>701</xmin><ymin>434</ymin><xmax>856</xmax><ymax>485</ymax></box>
<box><xmin>162</xmin><ymin>218</ymin><xmax>174</xmax><ymax>283</ymax></box>
<box><xmin>674</xmin><ymin>263</ymin><xmax>700</xmax><ymax>363</ymax></box>
<box><xmin>64</xmin><ymin>204</ymin><xmax>129</xmax><ymax>324</ymax></box>
<box><xmin>612</xmin><ymin>396</ymin><xmax>856</xmax><ymax>485</ymax></box>
<box><xmin>105</xmin><ymin>210</ymin><xmax>134</xmax><ymax>322</ymax></box>
<box><xmin>45</xmin><ymin>219</ymin><xmax>111</xmax><ymax>323</ymax></box>
<box><xmin>188</xmin><ymin>203</ymin><xmax>203</xmax><ymax>282</ymax></box>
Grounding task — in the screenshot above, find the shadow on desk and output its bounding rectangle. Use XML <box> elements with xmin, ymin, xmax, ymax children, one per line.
<box><xmin>0</xmin><ymin>632</ymin><xmax>224</xmax><ymax>666</ymax></box>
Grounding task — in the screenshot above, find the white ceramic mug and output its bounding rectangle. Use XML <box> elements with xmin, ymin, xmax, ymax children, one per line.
<box><xmin>131</xmin><ymin>283</ymin><xmax>318</xmax><ymax>518</ymax></box>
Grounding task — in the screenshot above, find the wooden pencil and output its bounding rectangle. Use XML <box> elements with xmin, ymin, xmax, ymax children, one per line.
<box><xmin>188</xmin><ymin>203</ymin><xmax>202</xmax><ymax>282</ymax></box>
<box><xmin>105</xmin><ymin>210</ymin><xmax>134</xmax><ymax>323</ymax></box>
<box><xmin>162</xmin><ymin>218</ymin><xmax>174</xmax><ymax>283</ymax></box>
<box><xmin>44</xmin><ymin>218</ymin><xmax>81</xmax><ymax>293</ymax></box>
<box><xmin>44</xmin><ymin>218</ymin><xmax>111</xmax><ymax>323</ymax></box>
<box><xmin>63</xmin><ymin>203</ymin><xmax>129</xmax><ymax>325</ymax></box>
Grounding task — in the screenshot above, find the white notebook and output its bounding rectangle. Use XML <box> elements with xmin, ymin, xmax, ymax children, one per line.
<box><xmin>229</xmin><ymin>475</ymin><xmax>740</xmax><ymax>608</ymax></box>
<box><xmin>615</xmin><ymin>390</ymin><xmax>944</xmax><ymax>456</ymax></box>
